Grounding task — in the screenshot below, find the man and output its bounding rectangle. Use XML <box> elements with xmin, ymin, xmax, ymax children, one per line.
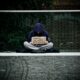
<box><xmin>24</xmin><ymin>23</ymin><xmax>53</xmax><ymax>52</ymax></box>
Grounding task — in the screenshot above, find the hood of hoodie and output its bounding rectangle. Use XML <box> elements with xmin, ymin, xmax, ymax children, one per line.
<box><xmin>33</xmin><ymin>23</ymin><xmax>44</xmax><ymax>33</ymax></box>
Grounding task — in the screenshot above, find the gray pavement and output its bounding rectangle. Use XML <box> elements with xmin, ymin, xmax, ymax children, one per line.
<box><xmin>0</xmin><ymin>56</ymin><xmax>80</xmax><ymax>80</ymax></box>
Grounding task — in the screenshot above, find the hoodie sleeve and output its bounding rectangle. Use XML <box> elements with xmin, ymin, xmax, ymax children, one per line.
<box><xmin>44</xmin><ymin>31</ymin><xmax>48</xmax><ymax>41</ymax></box>
<box><xmin>44</xmin><ymin>31</ymin><xmax>51</xmax><ymax>42</ymax></box>
<box><xmin>27</xmin><ymin>31</ymin><xmax>33</xmax><ymax>42</ymax></box>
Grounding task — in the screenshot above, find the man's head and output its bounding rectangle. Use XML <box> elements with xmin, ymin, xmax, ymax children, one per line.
<box><xmin>33</xmin><ymin>23</ymin><xmax>44</xmax><ymax>34</ymax></box>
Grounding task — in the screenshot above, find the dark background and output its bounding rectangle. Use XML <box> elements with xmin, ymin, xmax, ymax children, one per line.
<box><xmin>0</xmin><ymin>12</ymin><xmax>80</xmax><ymax>52</ymax></box>
<box><xmin>0</xmin><ymin>0</ymin><xmax>80</xmax><ymax>10</ymax></box>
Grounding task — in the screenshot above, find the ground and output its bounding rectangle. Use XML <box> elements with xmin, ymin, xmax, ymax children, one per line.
<box><xmin>0</xmin><ymin>56</ymin><xmax>80</xmax><ymax>80</ymax></box>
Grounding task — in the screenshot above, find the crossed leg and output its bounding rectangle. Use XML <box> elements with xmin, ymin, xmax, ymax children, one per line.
<box><xmin>24</xmin><ymin>41</ymin><xmax>53</xmax><ymax>52</ymax></box>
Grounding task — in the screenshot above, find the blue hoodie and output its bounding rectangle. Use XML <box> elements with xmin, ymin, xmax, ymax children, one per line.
<box><xmin>27</xmin><ymin>23</ymin><xmax>48</xmax><ymax>42</ymax></box>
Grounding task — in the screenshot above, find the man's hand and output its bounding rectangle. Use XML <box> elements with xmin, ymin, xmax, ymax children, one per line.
<box><xmin>45</xmin><ymin>41</ymin><xmax>48</xmax><ymax>44</ymax></box>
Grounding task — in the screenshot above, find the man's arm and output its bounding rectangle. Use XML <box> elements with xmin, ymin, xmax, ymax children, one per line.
<box><xmin>44</xmin><ymin>31</ymin><xmax>51</xmax><ymax>42</ymax></box>
<box><xmin>27</xmin><ymin>31</ymin><xmax>33</xmax><ymax>42</ymax></box>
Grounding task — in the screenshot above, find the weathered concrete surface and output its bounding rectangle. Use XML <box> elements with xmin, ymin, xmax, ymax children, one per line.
<box><xmin>0</xmin><ymin>57</ymin><xmax>80</xmax><ymax>80</ymax></box>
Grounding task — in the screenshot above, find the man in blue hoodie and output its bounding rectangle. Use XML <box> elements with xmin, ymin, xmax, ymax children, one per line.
<box><xmin>23</xmin><ymin>23</ymin><xmax>53</xmax><ymax>52</ymax></box>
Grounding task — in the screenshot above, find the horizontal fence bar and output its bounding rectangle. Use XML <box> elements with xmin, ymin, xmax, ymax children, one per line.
<box><xmin>0</xmin><ymin>10</ymin><xmax>80</xmax><ymax>13</ymax></box>
<box><xmin>0</xmin><ymin>52</ymin><xmax>80</xmax><ymax>56</ymax></box>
